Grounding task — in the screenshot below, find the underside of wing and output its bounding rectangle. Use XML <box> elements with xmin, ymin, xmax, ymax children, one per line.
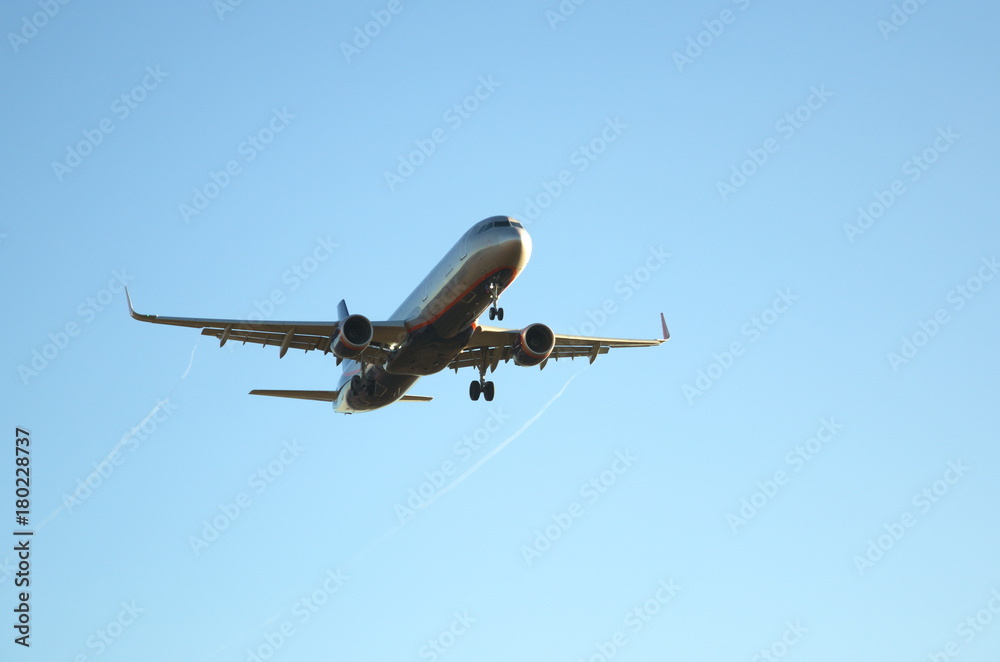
<box><xmin>448</xmin><ymin>315</ymin><xmax>669</xmax><ymax>372</ymax></box>
<box><xmin>126</xmin><ymin>289</ymin><xmax>406</xmax><ymax>365</ymax></box>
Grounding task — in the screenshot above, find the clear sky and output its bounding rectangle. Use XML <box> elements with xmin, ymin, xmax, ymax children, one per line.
<box><xmin>3</xmin><ymin>1</ymin><xmax>999</xmax><ymax>660</ymax></box>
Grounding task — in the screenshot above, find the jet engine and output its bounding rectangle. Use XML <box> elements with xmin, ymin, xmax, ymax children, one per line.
<box><xmin>330</xmin><ymin>314</ymin><xmax>373</xmax><ymax>359</ymax></box>
<box><xmin>512</xmin><ymin>323</ymin><xmax>555</xmax><ymax>367</ymax></box>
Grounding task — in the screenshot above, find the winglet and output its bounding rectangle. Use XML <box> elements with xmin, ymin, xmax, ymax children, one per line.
<box><xmin>125</xmin><ymin>287</ymin><xmax>139</xmax><ymax>319</ymax></box>
<box><xmin>660</xmin><ymin>313</ymin><xmax>670</xmax><ymax>341</ymax></box>
<box><xmin>125</xmin><ymin>287</ymin><xmax>157</xmax><ymax>322</ymax></box>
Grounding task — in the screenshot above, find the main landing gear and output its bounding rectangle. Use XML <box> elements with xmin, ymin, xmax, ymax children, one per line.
<box><xmin>487</xmin><ymin>279</ymin><xmax>504</xmax><ymax>321</ymax></box>
<box><xmin>470</xmin><ymin>360</ymin><xmax>495</xmax><ymax>401</ymax></box>
<box><xmin>469</xmin><ymin>378</ymin><xmax>494</xmax><ymax>401</ymax></box>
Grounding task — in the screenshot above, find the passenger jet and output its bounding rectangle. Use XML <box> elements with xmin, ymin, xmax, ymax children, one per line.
<box><xmin>127</xmin><ymin>216</ymin><xmax>669</xmax><ymax>414</ymax></box>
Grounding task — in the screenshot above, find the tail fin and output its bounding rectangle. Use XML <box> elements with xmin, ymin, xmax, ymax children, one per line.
<box><xmin>337</xmin><ymin>299</ymin><xmax>349</xmax><ymax>321</ymax></box>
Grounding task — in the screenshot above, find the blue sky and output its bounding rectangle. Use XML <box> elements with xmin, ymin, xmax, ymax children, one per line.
<box><xmin>3</xmin><ymin>0</ymin><xmax>999</xmax><ymax>660</ymax></box>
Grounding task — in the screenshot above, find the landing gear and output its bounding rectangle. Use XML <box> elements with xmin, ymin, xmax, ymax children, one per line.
<box><xmin>487</xmin><ymin>279</ymin><xmax>504</xmax><ymax>321</ymax></box>
<box><xmin>469</xmin><ymin>378</ymin><xmax>495</xmax><ymax>401</ymax></box>
<box><xmin>470</xmin><ymin>358</ymin><xmax>495</xmax><ymax>401</ymax></box>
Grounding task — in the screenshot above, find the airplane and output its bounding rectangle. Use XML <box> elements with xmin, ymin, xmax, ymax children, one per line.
<box><xmin>126</xmin><ymin>216</ymin><xmax>669</xmax><ymax>414</ymax></box>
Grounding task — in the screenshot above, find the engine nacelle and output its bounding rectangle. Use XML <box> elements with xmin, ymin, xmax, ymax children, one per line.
<box><xmin>330</xmin><ymin>314</ymin><xmax>373</xmax><ymax>359</ymax></box>
<box><xmin>512</xmin><ymin>323</ymin><xmax>555</xmax><ymax>367</ymax></box>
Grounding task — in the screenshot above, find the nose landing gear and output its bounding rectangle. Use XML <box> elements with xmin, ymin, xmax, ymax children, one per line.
<box><xmin>487</xmin><ymin>280</ymin><xmax>504</xmax><ymax>321</ymax></box>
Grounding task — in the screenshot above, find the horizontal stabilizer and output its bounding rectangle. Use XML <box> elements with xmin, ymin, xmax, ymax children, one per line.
<box><xmin>250</xmin><ymin>390</ymin><xmax>339</xmax><ymax>402</ymax></box>
<box><xmin>249</xmin><ymin>390</ymin><xmax>432</xmax><ymax>403</ymax></box>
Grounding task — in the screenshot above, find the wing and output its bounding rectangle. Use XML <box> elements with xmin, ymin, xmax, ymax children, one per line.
<box><xmin>448</xmin><ymin>314</ymin><xmax>670</xmax><ymax>372</ymax></box>
<box><xmin>249</xmin><ymin>389</ymin><xmax>432</xmax><ymax>403</ymax></box>
<box><xmin>126</xmin><ymin>289</ymin><xmax>407</xmax><ymax>365</ymax></box>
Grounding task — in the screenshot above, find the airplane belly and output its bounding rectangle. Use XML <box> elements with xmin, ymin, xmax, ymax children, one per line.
<box><xmin>341</xmin><ymin>366</ymin><xmax>419</xmax><ymax>412</ymax></box>
<box><xmin>384</xmin><ymin>324</ymin><xmax>474</xmax><ymax>376</ymax></box>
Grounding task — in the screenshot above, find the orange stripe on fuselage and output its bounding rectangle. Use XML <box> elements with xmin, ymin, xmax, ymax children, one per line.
<box><xmin>405</xmin><ymin>266</ymin><xmax>519</xmax><ymax>334</ymax></box>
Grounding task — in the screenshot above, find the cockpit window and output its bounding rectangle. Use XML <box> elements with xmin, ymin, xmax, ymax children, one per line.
<box><xmin>476</xmin><ymin>218</ymin><xmax>522</xmax><ymax>234</ymax></box>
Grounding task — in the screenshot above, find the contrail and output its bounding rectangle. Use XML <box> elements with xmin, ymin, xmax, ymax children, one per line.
<box><xmin>417</xmin><ymin>369</ymin><xmax>585</xmax><ymax>510</ymax></box>
<box><xmin>349</xmin><ymin>369</ymin><xmax>585</xmax><ymax>565</ymax></box>
<box><xmin>181</xmin><ymin>342</ymin><xmax>198</xmax><ymax>379</ymax></box>
<box><xmin>32</xmin><ymin>345</ymin><xmax>196</xmax><ymax>531</ymax></box>
<box><xmin>33</xmin><ymin>398</ymin><xmax>174</xmax><ymax>531</ymax></box>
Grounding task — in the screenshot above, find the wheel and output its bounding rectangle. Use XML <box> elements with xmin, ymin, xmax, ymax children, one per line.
<box><xmin>469</xmin><ymin>380</ymin><xmax>481</xmax><ymax>401</ymax></box>
<box><xmin>350</xmin><ymin>375</ymin><xmax>361</xmax><ymax>391</ymax></box>
<box><xmin>483</xmin><ymin>381</ymin><xmax>495</xmax><ymax>401</ymax></box>
<box><xmin>496</xmin><ymin>307</ymin><xmax>504</xmax><ymax>321</ymax></box>
<box><xmin>488</xmin><ymin>307</ymin><xmax>495</xmax><ymax>320</ymax></box>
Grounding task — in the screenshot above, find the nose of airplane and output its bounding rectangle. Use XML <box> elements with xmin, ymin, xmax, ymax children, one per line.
<box><xmin>499</xmin><ymin>216</ymin><xmax>531</xmax><ymax>272</ymax></box>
